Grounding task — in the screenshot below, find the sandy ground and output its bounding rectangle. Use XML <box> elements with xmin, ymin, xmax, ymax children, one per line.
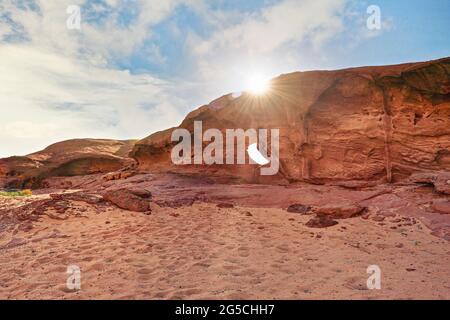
<box><xmin>0</xmin><ymin>194</ymin><xmax>449</xmax><ymax>300</ymax></box>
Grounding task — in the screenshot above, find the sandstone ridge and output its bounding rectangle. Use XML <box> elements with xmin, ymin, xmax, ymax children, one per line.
<box><xmin>0</xmin><ymin>139</ymin><xmax>136</xmax><ymax>189</ymax></box>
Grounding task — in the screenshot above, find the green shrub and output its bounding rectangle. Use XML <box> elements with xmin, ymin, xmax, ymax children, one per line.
<box><xmin>0</xmin><ymin>189</ymin><xmax>33</xmax><ymax>197</ymax></box>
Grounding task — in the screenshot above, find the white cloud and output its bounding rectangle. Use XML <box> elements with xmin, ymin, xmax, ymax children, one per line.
<box><xmin>0</xmin><ymin>0</ymin><xmax>185</xmax><ymax>61</ymax></box>
<box><xmin>186</xmin><ymin>0</ymin><xmax>351</xmax><ymax>99</ymax></box>
<box><xmin>0</xmin><ymin>44</ymin><xmax>183</xmax><ymax>157</ymax></box>
<box><xmin>0</xmin><ymin>0</ymin><xmax>187</xmax><ymax>157</ymax></box>
<box><xmin>195</xmin><ymin>0</ymin><xmax>346</xmax><ymax>55</ymax></box>
<box><xmin>0</xmin><ymin>0</ymin><xmax>382</xmax><ymax>157</ymax></box>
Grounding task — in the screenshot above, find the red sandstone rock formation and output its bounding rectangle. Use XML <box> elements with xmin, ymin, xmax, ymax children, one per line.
<box><xmin>103</xmin><ymin>188</ymin><xmax>152</xmax><ymax>213</ymax></box>
<box><xmin>1</xmin><ymin>58</ymin><xmax>448</xmax><ymax>188</ymax></box>
<box><xmin>0</xmin><ymin>139</ymin><xmax>136</xmax><ymax>189</ymax></box>
<box><xmin>312</xmin><ymin>203</ymin><xmax>366</xmax><ymax>219</ymax></box>
<box><xmin>131</xmin><ymin>57</ymin><xmax>450</xmax><ymax>184</ymax></box>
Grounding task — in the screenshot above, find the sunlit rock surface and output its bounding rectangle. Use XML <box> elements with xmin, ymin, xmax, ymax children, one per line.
<box><xmin>0</xmin><ymin>139</ymin><xmax>136</xmax><ymax>189</ymax></box>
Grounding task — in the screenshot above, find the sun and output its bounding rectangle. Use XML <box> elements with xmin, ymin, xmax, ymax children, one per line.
<box><xmin>246</xmin><ymin>73</ymin><xmax>270</xmax><ymax>95</ymax></box>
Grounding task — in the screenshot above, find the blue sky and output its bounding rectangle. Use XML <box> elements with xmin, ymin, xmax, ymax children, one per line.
<box><xmin>117</xmin><ymin>0</ymin><xmax>450</xmax><ymax>75</ymax></box>
<box><xmin>0</xmin><ymin>0</ymin><xmax>449</xmax><ymax>157</ymax></box>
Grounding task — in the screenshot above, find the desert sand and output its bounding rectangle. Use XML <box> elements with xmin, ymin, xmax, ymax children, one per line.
<box><xmin>0</xmin><ymin>177</ymin><xmax>449</xmax><ymax>300</ymax></box>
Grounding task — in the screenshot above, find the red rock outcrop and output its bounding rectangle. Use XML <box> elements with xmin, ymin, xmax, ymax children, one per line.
<box><xmin>103</xmin><ymin>188</ymin><xmax>152</xmax><ymax>213</ymax></box>
<box><xmin>0</xmin><ymin>139</ymin><xmax>136</xmax><ymax>189</ymax></box>
<box><xmin>131</xmin><ymin>57</ymin><xmax>450</xmax><ymax>184</ymax></box>
<box><xmin>312</xmin><ymin>203</ymin><xmax>366</xmax><ymax>219</ymax></box>
<box><xmin>305</xmin><ymin>216</ymin><xmax>339</xmax><ymax>228</ymax></box>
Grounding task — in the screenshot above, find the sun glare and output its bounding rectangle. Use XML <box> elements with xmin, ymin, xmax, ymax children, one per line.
<box><xmin>246</xmin><ymin>73</ymin><xmax>270</xmax><ymax>95</ymax></box>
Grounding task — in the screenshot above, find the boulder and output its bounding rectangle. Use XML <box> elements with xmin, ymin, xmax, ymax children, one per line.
<box><xmin>102</xmin><ymin>170</ymin><xmax>136</xmax><ymax>181</ymax></box>
<box><xmin>409</xmin><ymin>171</ymin><xmax>450</xmax><ymax>195</ymax></box>
<box><xmin>130</xmin><ymin>57</ymin><xmax>450</xmax><ymax>184</ymax></box>
<box><xmin>0</xmin><ymin>139</ymin><xmax>136</xmax><ymax>189</ymax></box>
<box><xmin>312</xmin><ymin>203</ymin><xmax>366</xmax><ymax>219</ymax></box>
<box><xmin>305</xmin><ymin>216</ymin><xmax>338</xmax><ymax>228</ymax></box>
<box><xmin>286</xmin><ymin>204</ymin><xmax>311</xmax><ymax>214</ymax></box>
<box><xmin>103</xmin><ymin>188</ymin><xmax>152</xmax><ymax>213</ymax></box>
<box><xmin>217</xmin><ymin>202</ymin><xmax>234</xmax><ymax>208</ymax></box>
<box><xmin>435</xmin><ymin>177</ymin><xmax>450</xmax><ymax>195</ymax></box>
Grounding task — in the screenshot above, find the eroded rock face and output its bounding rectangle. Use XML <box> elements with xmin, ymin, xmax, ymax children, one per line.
<box><xmin>0</xmin><ymin>139</ymin><xmax>136</xmax><ymax>189</ymax></box>
<box><xmin>408</xmin><ymin>171</ymin><xmax>450</xmax><ymax>195</ymax></box>
<box><xmin>131</xmin><ymin>57</ymin><xmax>450</xmax><ymax>184</ymax></box>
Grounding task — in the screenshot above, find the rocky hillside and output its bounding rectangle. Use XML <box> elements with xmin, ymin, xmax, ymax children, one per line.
<box><xmin>131</xmin><ymin>57</ymin><xmax>450</xmax><ymax>184</ymax></box>
<box><xmin>0</xmin><ymin>139</ymin><xmax>136</xmax><ymax>189</ymax></box>
<box><xmin>1</xmin><ymin>58</ymin><xmax>448</xmax><ymax>188</ymax></box>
